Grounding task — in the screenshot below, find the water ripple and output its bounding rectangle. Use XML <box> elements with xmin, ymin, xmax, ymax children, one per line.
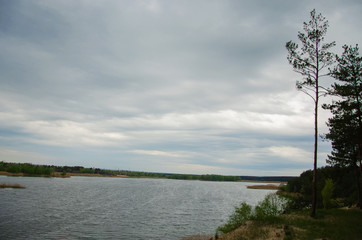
<box><xmin>0</xmin><ymin>177</ymin><xmax>274</xmax><ymax>240</ymax></box>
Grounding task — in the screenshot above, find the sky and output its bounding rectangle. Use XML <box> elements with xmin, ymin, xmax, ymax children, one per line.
<box><xmin>0</xmin><ymin>0</ymin><xmax>361</xmax><ymax>176</ymax></box>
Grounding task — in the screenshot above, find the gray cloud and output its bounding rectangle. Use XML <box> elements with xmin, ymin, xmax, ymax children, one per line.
<box><xmin>1</xmin><ymin>0</ymin><xmax>361</xmax><ymax>175</ymax></box>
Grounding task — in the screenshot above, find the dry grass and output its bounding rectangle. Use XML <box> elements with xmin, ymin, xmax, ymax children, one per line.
<box><xmin>212</xmin><ymin>221</ymin><xmax>284</xmax><ymax>240</ymax></box>
<box><xmin>180</xmin><ymin>234</ymin><xmax>214</xmax><ymax>240</ymax></box>
<box><xmin>247</xmin><ymin>184</ymin><xmax>280</xmax><ymax>190</ymax></box>
<box><xmin>0</xmin><ymin>183</ymin><xmax>26</xmax><ymax>189</ymax></box>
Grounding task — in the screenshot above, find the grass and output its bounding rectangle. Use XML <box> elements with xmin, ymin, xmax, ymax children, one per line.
<box><xmin>277</xmin><ymin>208</ymin><xmax>362</xmax><ymax>240</ymax></box>
<box><xmin>217</xmin><ymin>208</ymin><xmax>362</xmax><ymax>240</ymax></box>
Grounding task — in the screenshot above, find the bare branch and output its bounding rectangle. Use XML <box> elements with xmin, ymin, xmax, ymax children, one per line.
<box><xmin>298</xmin><ymin>88</ymin><xmax>317</xmax><ymax>102</ymax></box>
<box><xmin>318</xmin><ymin>85</ymin><xmax>330</xmax><ymax>92</ymax></box>
<box><xmin>302</xmin><ymin>85</ymin><xmax>317</xmax><ymax>93</ymax></box>
<box><xmin>319</xmin><ymin>73</ymin><xmax>331</xmax><ymax>78</ymax></box>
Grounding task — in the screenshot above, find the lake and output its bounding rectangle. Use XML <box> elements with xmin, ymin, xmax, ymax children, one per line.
<box><xmin>0</xmin><ymin>176</ymin><xmax>276</xmax><ymax>239</ymax></box>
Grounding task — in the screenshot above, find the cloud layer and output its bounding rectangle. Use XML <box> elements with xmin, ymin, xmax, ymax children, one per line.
<box><xmin>1</xmin><ymin>0</ymin><xmax>361</xmax><ymax>175</ymax></box>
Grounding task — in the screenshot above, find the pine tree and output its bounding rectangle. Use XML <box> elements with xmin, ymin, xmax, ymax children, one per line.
<box><xmin>324</xmin><ymin>44</ymin><xmax>362</xmax><ymax>208</ymax></box>
<box><xmin>286</xmin><ymin>9</ymin><xmax>335</xmax><ymax>217</ymax></box>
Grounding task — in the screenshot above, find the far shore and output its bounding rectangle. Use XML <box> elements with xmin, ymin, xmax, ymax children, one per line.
<box><xmin>0</xmin><ymin>171</ymin><xmax>286</xmax><ymax>184</ymax></box>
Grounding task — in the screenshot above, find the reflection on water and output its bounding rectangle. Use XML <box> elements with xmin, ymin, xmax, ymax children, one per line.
<box><xmin>0</xmin><ymin>176</ymin><xmax>275</xmax><ymax>240</ymax></box>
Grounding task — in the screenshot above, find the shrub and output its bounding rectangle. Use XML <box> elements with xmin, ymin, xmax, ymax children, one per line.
<box><xmin>217</xmin><ymin>202</ymin><xmax>253</xmax><ymax>234</ymax></box>
<box><xmin>217</xmin><ymin>194</ymin><xmax>288</xmax><ymax>234</ymax></box>
<box><xmin>255</xmin><ymin>193</ymin><xmax>288</xmax><ymax>219</ymax></box>
<box><xmin>322</xmin><ymin>178</ymin><xmax>335</xmax><ymax>209</ymax></box>
<box><xmin>285</xmin><ymin>194</ymin><xmax>311</xmax><ymax>210</ymax></box>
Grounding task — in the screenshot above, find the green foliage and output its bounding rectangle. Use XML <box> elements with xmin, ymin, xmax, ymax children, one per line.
<box><xmin>1</xmin><ymin>162</ymin><xmax>54</xmax><ymax>176</ymax></box>
<box><xmin>167</xmin><ymin>173</ymin><xmax>241</xmax><ymax>182</ymax></box>
<box><xmin>281</xmin><ymin>192</ymin><xmax>311</xmax><ymax>211</ymax></box>
<box><xmin>255</xmin><ymin>194</ymin><xmax>288</xmax><ymax>219</ymax></box>
<box><xmin>79</xmin><ymin>168</ymin><xmax>95</xmax><ymax>174</ymax></box>
<box><xmin>323</xmin><ymin>44</ymin><xmax>362</xmax><ymax>208</ymax></box>
<box><xmin>217</xmin><ymin>202</ymin><xmax>253</xmax><ymax>234</ymax></box>
<box><xmin>286</xmin><ymin>9</ymin><xmax>335</xmax><ymax>98</ymax></box>
<box><xmin>217</xmin><ymin>206</ymin><xmax>362</xmax><ymax>239</ymax></box>
<box><xmin>0</xmin><ymin>161</ymin><xmax>6</xmax><ymax>171</ymax></box>
<box><xmin>6</xmin><ymin>163</ymin><xmax>21</xmax><ymax>173</ymax></box>
<box><xmin>324</xmin><ymin>45</ymin><xmax>362</xmax><ymax>168</ymax></box>
<box><xmin>217</xmin><ymin>194</ymin><xmax>288</xmax><ymax>234</ymax></box>
<box><xmin>322</xmin><ymin>178</ymin><xmax>335</xmax><ymax>209</ymax></box>
<box><xmin>286</xmin><ymin>166</ymin><xmax>357</xmax><ymax>208</ymax></box>
<box><xmin>1</xmin><ymin>161</ymin><xmax>242</xmax><ymax>181</ymax></box>
<box><xmin>200</xmin><ymin>174</ymin><xmax>241</xmax><ymax>182</ymax></box>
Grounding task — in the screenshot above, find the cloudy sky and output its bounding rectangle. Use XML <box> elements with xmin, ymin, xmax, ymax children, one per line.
<box><xmin>0</xmin><ymin>0</ymin><xmax>361</xmax><ymax>176</ymax></box>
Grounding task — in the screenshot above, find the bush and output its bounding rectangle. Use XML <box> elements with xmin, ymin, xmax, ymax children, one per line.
<box><xmin>284</xmin><ymin>194</ymin><xmax>311</xmax><ymax>210</ymax></box>
<box><xmin>255</xmin><ymin>193</ymin><xmax>288</xmax><ymax>219</ymax></box>
<box><xmin>285</xmin><ymin>166</ymin><xmax>357</xmax><ymax>208</ymax></box>
<box><xmin>322</xmin><ymin>178</ymin><xmax>335</xmax><ymax>209</ymax></box>
<box><xmin>217</xmin><ymin>202</ymin><xmax>253</xmax><ymax>234</ymax></box>
<box><xmin>217</xmin><ymin>194</ymin><xmax>288</xmax><ymax>234</ymax></box>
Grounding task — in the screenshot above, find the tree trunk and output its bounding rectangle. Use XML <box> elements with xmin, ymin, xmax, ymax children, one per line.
<box><xmin>354</xmin><ymin>162</ymin><xmax>362</xmax><ymax>209</ymax></box>
<box><xmin>311</xmin><ymin>98</ymin><xmax>318</xmax><ymax>217</ymax></box>
<box><xmin>359</xmin><ymin>144</ymin><xmax>362</xmax><ymax>175</ymax></box>
<box><xmin>358</xmin><ymin>144</ymin><xmax>362</xmax><ymax>209</ymax></box>
<box><xmin>311</xmin><ymin>38</ymin><xmax>320</xmax><ymax>218</ymax></box>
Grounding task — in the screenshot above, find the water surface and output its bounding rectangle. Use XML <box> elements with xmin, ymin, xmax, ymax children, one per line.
<box><xmin>0</xmin><ymin>176</ymin><xmax>275</xmax><ymax>239</ymax></box>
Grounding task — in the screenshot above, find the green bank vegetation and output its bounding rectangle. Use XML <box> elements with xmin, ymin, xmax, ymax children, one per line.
<box><xmin>216</xmin><ymin>193</ymin><xmax>289</xmax><ymax>236</ymax></box>
<box><xmin>0</xmin><ymin>161</ymin><xmax>244</xmax><ymax>182</ymax></box>
<box><xmin>215</xmin><ymin>204</ymin><xmax>362</xmax><ymax>240</ymax></box>
<box><xmin>215</xmin><ymin>170</ymin><xmax>362</xmax><ymax>239</ymax></box>
<box><xmin>0</xmin><ymin>161</ymin><xmax>55</xmax><ymax>176</ymax></box>
<box><xmin>1</xmin><ymin>161</ymin><xmax>293</xmax><ymax>182</ymax></box>
<box><xmin>167</xmin><ymin>174</ymin><xmax>241</xmax><ymax>181</ymax></box>
<box><xmin>285</xmin><ymin>166</ymin><xmax>359</xmax><ymax>209</ymax></box>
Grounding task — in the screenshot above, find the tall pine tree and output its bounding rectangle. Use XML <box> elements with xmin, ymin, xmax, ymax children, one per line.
<box><xmin>286</xmin><ymin>9</ymin><xmax>335</xmax><ymax>217</ymax></box>
<box><xmin>324</xmin><ymin>44</ymin><xmax>362</xmax><ymax>208</ymax></box>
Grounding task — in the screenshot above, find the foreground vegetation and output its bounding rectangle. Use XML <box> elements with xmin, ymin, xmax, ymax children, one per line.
<box><xmin>214</xmin><ymin>163</ymin><xmax>362</xmax><ymax>239</ymax></box>
<box><xmin>215</xmin><ymin>207</ymin><xmax>362</xmax><ymax>240</ymax></box>
<box><xmin>285</xmin><ymin>166</ymin><xmax>359</xmax><ymax>208</ymax></box>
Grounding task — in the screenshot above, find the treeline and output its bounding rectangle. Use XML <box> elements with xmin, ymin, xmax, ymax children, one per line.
<box><xmin>0</xmin><ymin>161</ymin><xmax>243</xmax><ymax>181</ymax></box>
<box><xmin>119</xmin><ymin>170</ymin><xmax>169</xmax><ymax>178</ymax></box>
<box><xmin>241</xmin><ymin>176</ymin><xmax>293</xmax><ymax>182</ymax></box>
<box><xmin>118</xmin><ymin>171</ymin><xmax>242</xmax><ymax>181</ymax></box>
<box><xmin>56</xmin><ymin>165</ymin><xmax>119</xmax><ymax>176</ymax></box>
<box><xmin>284</xmin><ymin>166</ymin><xmax>357</xmax><ymax>208</ymax></box>
<box><xmin>167</xmin><ymin>174</ymin><xmax>241</xmax><ymax>181</ymax></box>
<box><xmin>0</xmin><ymin>161</ymin><xmax>55</xmax><ymax>176</ymax></box>
<box><xmin>0</xmin><ymin>161</ymin><xmax>119</xmax><ymax>176</ymax></box>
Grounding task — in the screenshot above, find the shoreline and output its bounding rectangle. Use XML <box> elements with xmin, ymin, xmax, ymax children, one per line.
<box><xmin>0</xmin><ymin>183</ymin><xmax>26</xmax><ymax>189</ymax></box>
<box><xmin>0</xmin><ymin>171</ymin><xmax>286</xmax><ymax>184</ymax></box>
<box><xmin>246</xmin><ymin>184</ymin><xmax>280</xmax><ymax>190</ymax></box>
